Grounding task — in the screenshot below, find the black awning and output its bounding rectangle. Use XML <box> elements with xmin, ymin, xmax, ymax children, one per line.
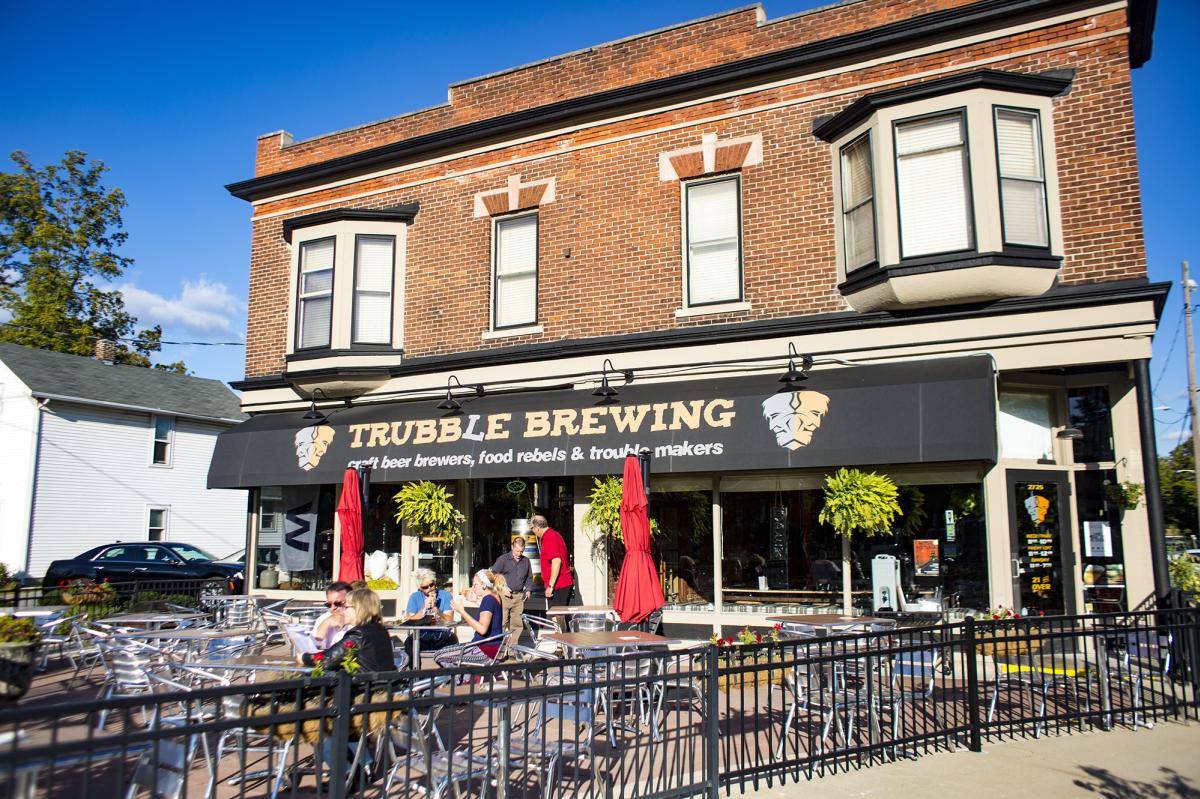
<box><xmin>208</xmin><ymin>354</ymin><xmax>997</xmax><ymax>488</ymax></box>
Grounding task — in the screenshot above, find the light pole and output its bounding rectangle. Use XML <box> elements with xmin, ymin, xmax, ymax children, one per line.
<box><xmin>1183</xmin><ymin>262</ymin><xmax>1200</xmax><ymax>535</ymax></box>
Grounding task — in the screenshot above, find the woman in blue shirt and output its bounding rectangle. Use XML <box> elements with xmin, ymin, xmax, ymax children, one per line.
<box><xmin>402</xmin><ymin>568</ymin><xmax>455</xmax><ymax>663</ymax></box>
<box><xmin>436</xmin><ymin>569</ymin><xmax>507</xmax><ymax>666</ymax></box>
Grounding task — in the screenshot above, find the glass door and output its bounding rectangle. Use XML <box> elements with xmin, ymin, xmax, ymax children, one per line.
<box><xmin>1007</xmin><ymin>470</ymin><xmax>1073</xmax><ymax>616</ymax></box>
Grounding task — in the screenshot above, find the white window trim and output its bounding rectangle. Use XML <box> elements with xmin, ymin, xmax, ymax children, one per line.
<box><xmin>147</xmin><ymin>505</ymin><xmax>170</xmax><ymax>542</ymax></box>
<box><xmin>680</xmin><ymin>174</ymin><xmax>744</xmax><ymax>309</ymax></box>
<box><xmin>828</xmin><ymin>87</ymin><xmax>1061</xmax><ymax>280</ymax></box>
<box><xmin>839</xmin><ymin>130</ymin><xmax>878</xmax><ymax>272</ymax></box>
<box><xmin>674</xmin><ymin>301</ymin><xmax>751</xmax><ymax>318</ymax></box>
<box><xmin>296</xmin><ymin>236</ymin><xmax>336</xmax><ymax>350</ymax></box>
<box><xmin>351</xmin><ymin>233</ymin><xmax>397</xmax><ymax>345</ymax></box>
<box><xmin>150</xmin><ymin>414</ymin><xmax>174</xmax><ymax>468</ymax></box>
<box><xmin>490</xmin><ymin>211</ymin><xmax>540</xmax><ymax>332</ymax></box>
<box><xmin>285</xmin><ymin>219</ymin><xmax>409</xmax><ymax>355</ymax></box>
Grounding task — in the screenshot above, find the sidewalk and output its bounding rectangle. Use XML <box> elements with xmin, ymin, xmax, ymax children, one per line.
<box><xmin>740</xmin><ymin>722</ymin><xmax>1200</xmax><ymax>798</ymax></box>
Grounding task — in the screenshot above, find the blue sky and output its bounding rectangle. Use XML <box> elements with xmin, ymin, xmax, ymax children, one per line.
<box><xmin>1</xmin><ymin>0</ymin><xmax>1196</xmax><ymax>450</ymax></box>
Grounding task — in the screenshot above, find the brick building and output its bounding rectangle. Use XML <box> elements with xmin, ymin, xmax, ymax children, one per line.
<box><xmin>212</xmin><ymin>0</ymin><xmax>1167</xmax><ymax>625</ymax></box>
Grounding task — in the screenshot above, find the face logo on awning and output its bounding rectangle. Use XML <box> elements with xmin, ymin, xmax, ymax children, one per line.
<box><xmin>294</xmin><ymin>425</ymin><xmax>336</xmax><ymax>471</ymax></box>
<box><xmin>760</xmin><ymin>390</ymin><xmax>830</xmax><ymax>451</ymax></box>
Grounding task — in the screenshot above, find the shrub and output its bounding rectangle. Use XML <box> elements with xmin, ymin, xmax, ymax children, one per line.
<box><xmin>0</xmin><ymin>616</ymin><xmax>41</xmax><ymax>645</ymax></box>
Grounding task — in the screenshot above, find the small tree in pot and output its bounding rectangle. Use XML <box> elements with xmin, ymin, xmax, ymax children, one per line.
<box><xmin>818</xmin><ymin>468</ymin><xmax>902</xmax><ymax>614</ymax></box>
<box><xmin>0</xmin><ymin>616</ymin><xmax>42</xmax><ymax>700</ymax></box>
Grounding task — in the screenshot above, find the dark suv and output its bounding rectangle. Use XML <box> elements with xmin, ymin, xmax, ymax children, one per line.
<box><xmin>42</xmin><ymin>542</ymin><xmax>244</xmax><ymax>592</ymax></box>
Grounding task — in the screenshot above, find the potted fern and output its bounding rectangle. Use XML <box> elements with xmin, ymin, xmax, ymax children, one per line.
<box><xmin>393</xmin><ymin>481</ymin><xmax>466</xmax><ymax>548</ymax></box>
<box><xmin>818</xmin><ymin>468</ymin><xmax>902</xmax><ymax>614</ymax></box>
<box><xmin>0</xmin><ymin>616</ymin><xmax>42</xmax><ymax>700</ymax></box>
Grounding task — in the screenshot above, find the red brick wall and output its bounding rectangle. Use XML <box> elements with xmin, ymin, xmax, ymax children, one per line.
<box><xmin>241</xmin><ymin>4</ymin><xmax>1146</xmax><ymax>378</ymax></box>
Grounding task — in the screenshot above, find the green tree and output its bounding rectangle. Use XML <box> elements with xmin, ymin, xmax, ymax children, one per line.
<box><xmin>1158</xmin><ymin>441</ymin><xmax>1197</xmax><ymax>536</ymax></box>
<box><xmin>0</xmin><ymin>150</ymin><xmax>184</xmax><ymax>372</ymax></box>
<box><xmin>819</xmin><ymin>468</ymin><xmax>902</xmax><ymax>613</ymax></box>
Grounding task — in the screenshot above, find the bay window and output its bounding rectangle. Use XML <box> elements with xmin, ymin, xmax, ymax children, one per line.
<box><xmin>895</xmin><ymin>111</ymin><xmax>973</xmax><ymax>258</ymax></box>
<box><xmin>995</xmin><ymin>107</ymin><xmax>1049</xmax><ymax>248</ymax></box>
<box><xmin>297</xmin><ymin>237</ymin><xmax>335</xmax><ymax>350</ymax></box>
<box><xmin>840</xmin><ymin>133</ymin><xmax>877</xmax><ymax>270</ymax></box>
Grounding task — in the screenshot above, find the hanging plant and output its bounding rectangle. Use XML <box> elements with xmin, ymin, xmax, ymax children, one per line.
<box><xmin>818</xmin><ymin>468</ymin><xmax>902</xmax><ymax>613</ymax></box>
<box><xmin>393</xmin><ymin>481</ymin><xmax>466</xmax><ymax>547</ymax></box>
<box><xmin>1105</xmin><ymin>481</ymin><xmax>1144</xmax><ymax>511</ymax></box>
<box><xmin>582</xmin><ymin>476</ymin><xmax>661</xmax><ymax>540</ymax></box>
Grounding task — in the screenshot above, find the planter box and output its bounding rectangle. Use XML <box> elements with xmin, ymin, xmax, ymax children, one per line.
<box><xmin>718</xmin><ymin>662</ymin><xmax>788</xmax><ymax>692</ymax></box>
<box><xmin>977</xmin><ymin>631</ymin><xmax>1043</xmax><ymax>658</ymax></box>
<box><xmin>0</xmin><ymin>642</ymin><xmax>41</xmax><ymax>700</ymax></box>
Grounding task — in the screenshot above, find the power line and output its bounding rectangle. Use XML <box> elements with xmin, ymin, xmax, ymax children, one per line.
<box><xmin>0</xmin><ymin>321</ymin><xmax>243</xmax><ymax>347</ymax></box>
<box><xmin>1154</xmin><ymin>302</ymin><xmax>1185</xmax><ymax>387</ymax></box>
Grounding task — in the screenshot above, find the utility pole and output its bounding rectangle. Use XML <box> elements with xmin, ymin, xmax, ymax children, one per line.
<box><xmin>1184</xmin><ymin>261</ymin><xmax>1200</xmax><ymax>530</ymax></box>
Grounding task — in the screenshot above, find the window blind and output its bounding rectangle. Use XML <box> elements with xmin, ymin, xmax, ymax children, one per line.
<box><xmin>687</xmin><ymin>178</ymin><xmax>741</xmax><ymax>305</ymax></box>
<box><xmin>840</xmin><ymin>134</ymin><xmax>876</xmax><ymax>270</ymax></box>
<box><xmin>896</xmin><ymin>114</ymin><xmax>972</xmax><ymax>258</ymax></box>
<box><xmin>298</xmin><ymin>238</ymin><xmax>334</xmax><ymax>348</ymax></box>
<box><xmin>494</xmin><ymin>215</ymin><xmax>538</xmax><ymax>328</ymax></box>
<box><xmin>353</xmin><ymin>235</ymin><xmax>394</xmax><ymax>344</ymax></box>
<box><xmin>996</xmin><ymin>108</ymin><xmax>1049</xmax><ymax>247</ymax></box>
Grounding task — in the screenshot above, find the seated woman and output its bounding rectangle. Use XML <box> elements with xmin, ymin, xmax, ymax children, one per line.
<box><xmin>436</xmin><ymin>570</ymin><xmax>507</xmax><ymax>667</ymax></box>
<box><xmin>402</xmin><ymin>568</ymin><xmax>456</xmax><ymax>663</ymax></box>
<box><xmin>299</xmin><ymin>587</ymin><xmax>393</xmax><ymax>672</ymax></box>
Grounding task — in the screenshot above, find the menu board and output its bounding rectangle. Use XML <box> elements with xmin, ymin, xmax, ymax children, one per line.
<box><xmin>1024</xmin><ymin>488</ymin><xmax>1056</xmax><ymax>595</ymax></box>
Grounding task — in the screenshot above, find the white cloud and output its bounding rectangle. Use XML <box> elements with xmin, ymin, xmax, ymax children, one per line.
<box><xmin>119</xmin><ymin>278</ymin><xmax>245</xmax><ymax>338</ymax></box>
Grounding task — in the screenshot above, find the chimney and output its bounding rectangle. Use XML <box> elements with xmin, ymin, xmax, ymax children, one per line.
<box><xmin>94</xmin><ymin>338</ymin><xmax>117</xmax><ymax>364</ymax></box>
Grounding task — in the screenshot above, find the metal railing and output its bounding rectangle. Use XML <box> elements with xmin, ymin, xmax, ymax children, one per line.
<box><xmin>2</xmin><ymin>578</ymin><xmax>238</xmax><ymax>621</ymax></box>
<box><xmin>0</xmin><ymin>607</ymin><xmax>1195</xmax><ymax>798</ymax></box>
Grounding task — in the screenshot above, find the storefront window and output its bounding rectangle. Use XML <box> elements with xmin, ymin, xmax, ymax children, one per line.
<box><xmin>471</xmin><ymin>478</ymin><xmax>574</xmax><ymax>585</ymax></box>
<box><xmin>652</xmin><ymin>487</ymin><xmax>713</xmax><ymax>607</ymax></box>
<box><xmin>1076</xmin><ymin>469</ymin><xmax>1127</xmax><ymax>612</ymax></box>
<box><xmin>999</xmin><ymin>391</ymin><xmax>1053</xmax><ymax>460</ymax></box>
<box><xmin>271</xmin><ymin>484</ymin><xmax>337</xmax><ymax>590</ymax></box>
<box><xmin>1068</xmin><ymin>386</ymin><xmax>1115</xmax><ymax>463</ymax></box>
<box><xmin>255</xmin><ymin>487</ymin><xmax>282</xmax><ymax>584</ymax></box>
<box><xmin>718</xmin><ymin>481</ymin><xmax>988</xmax><ymax>611</ymax></box>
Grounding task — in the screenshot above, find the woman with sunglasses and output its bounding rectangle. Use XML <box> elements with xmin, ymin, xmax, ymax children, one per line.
<box><xmin>402</xmin><ymin>568</ymin><xmax>455</xmax><ymax>664</ymax></box>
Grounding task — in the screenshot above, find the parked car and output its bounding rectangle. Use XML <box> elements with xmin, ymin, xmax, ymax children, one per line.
<box><xmin>42</xmin><ymin>542</ymin><xmax>244</xmax><ymax>593</ymax></box>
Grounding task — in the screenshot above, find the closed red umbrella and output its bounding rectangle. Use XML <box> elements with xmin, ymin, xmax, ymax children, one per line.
<box><xmin>613</xmin><ymin>455</ymin><xmax>665</xmax><ymax>623</ymax></box>
<box><xmin>337</xmin><ymin>468</ymin><xmax>364</xmax><ymax>583</ymax></box>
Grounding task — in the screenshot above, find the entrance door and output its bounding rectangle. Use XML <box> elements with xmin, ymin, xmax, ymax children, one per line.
<box><xmin>1006</xmin><ymin>471</ymin><xmax>1073</xmax><ymax>616</ymax></box>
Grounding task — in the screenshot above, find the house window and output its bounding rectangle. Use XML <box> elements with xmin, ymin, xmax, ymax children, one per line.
<box><xmin>840</xmin><ymin>132</ymin><xmax>876</xmax><ymax>270</ymax></box>
<box><xmin>352</xmin><ymin>234</ymin><xmax>395</xmax><ymax>344</ymax></box>
<box><xmin>151</xmin><ymin>415</ymin><xmax>173</xmax><ymax>465</ymax></box>
<box><xmin>148</xmin><ymin>508</ymin><xmax>168</xmax><ymax>542</ymax></box>
<box><xmin>492</xmin><ymin>213</ymin><xmax>538</xmax><ymax>329</ymax></box>
<box><xmin>685</xmin><ymin>176</ymin><xmax>742</xmax><ymax>306</ymax></box>
<box><xmin>999</xmin><ymin>391</ymin><xmax>1053</xmax><ymax>461</ymax></box>
<box><xmin>895</xmin><ymin>111</ymin><xmax>973</xmax><ymax>258</ymax></box>
<box><xmin>995</xmin><ymin>108</ymin><xmax>1049</xmax><ymax>248</ymax></box>
<box><xmin>297</xmin><ymin>237</ymin><xmax>335</xmax><ymax>349</ymax></box>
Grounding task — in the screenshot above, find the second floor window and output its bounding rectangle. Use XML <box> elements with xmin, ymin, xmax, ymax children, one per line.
<box><xmin>352</xmin><ymin>234</ymin><xmax>395</xmax><ymax>344</ymax></box>
<box><xmin>297</xmin><ymin>237</ymin><xmax>335</xmax><ymax>349</ymax></box>
<box><xmin>152</xmin><ymin>415</ymin><xmax>173</xmax><ymax>466</ymax></box>
<box><xmin>995</xmin><ymin>107</ymin><xmax>1049</xmax><ymax>248</ymax></box>
<box><xmin>840</xmin><ymin>133</ymin><xmax>876</xmax><ymax>270</ymax></box>
<box><xmin>685</xmin><ymin>176</ymin><xmax>742</xmax><ymax>306</ymax></box>
<box><xmin>895</xmin><ymin>112</ymin><xmax>973</xmax><ymax>258</ymax></box>
<box><xmin>493</xmin><ymin>213</ymin><xmax>538</xmax><ymax>329</ymax></box>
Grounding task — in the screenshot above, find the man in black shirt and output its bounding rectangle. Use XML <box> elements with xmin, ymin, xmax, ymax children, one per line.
<box><xmin>491</xmin><ymin>536</ymin><xmax>532</xmax><ymax>649</ymax></box>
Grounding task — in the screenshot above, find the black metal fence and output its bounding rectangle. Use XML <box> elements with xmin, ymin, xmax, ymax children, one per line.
<box><xmin>1</xmin><ymin>578</ymin><xmax>235</xmax><ymax>622</ymax></box>
<box><xmin>1</xmin><ymin>607</ymin><xmax>1196</xmax><ymax>798</ymax></box>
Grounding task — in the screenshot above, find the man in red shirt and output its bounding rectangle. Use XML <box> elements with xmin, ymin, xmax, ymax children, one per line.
<box><xmin>531</xmin><ymin>514</ymin><xmax>574</xmax><ymax>607</ymax></box>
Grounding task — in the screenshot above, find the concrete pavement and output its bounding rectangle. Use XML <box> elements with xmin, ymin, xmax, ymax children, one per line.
<box><xmin>739</xmin><ymin>722</ymin><xmax>1200</xmax><ymax>798</ymax></box>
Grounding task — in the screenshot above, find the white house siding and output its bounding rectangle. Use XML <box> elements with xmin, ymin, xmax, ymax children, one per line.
<box><xmin>27</xmin><ymin>402</ymin><xmax>247</xmax><ymax>577</ymax></box>
<box><xmin>0</xmin><ymin>362</ymin><xmax>37</xmax><ymax>574</ymax></box>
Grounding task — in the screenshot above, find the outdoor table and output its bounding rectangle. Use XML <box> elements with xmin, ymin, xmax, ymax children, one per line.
<box><xmin>994</xmin><ymin>652</ymin><xmax>1107</xmax><ymax>735</ymax></box>
<box><xmin>543</xmin><ymin>630</ymin><xmax>681</xmax><ymax>654</ymax></box>
<box><xmin>182</xmin><ymin>654</ymin><xmax>313</xmax><ymax>674</ymax></box>
<box><xmin>545</xmin><ymin>606</ymin><xmax>618</xmax><ymax>632</ymax></box>
<box><xmin>389</xmin><ymin>622</ymin><xmax>462</xmax><ymax>666</ymax></box>
<box><xmin>767</xmin><ymin>614</ymin><xmax>893</xmax><ymax>637</ymax></box>
<box><xmin>0</xmin><ymin>606</ymin><xmax>68</xmax><ymax>618</ymax></box>
<box><xmin>99</xmin><ymin>610</ymin><xmax>210</xmax><ymax>630</ymax></box>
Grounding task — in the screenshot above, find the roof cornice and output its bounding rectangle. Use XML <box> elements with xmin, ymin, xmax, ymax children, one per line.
<box><xmin>227</xmin><ymin>0</ymin><xmax>1105</xmax><ymax>203</ymax></box>
<box><xmin>812</xmin><ymin>68</ymin><xmax>1075</xmax><ymax>142</ymax></box>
